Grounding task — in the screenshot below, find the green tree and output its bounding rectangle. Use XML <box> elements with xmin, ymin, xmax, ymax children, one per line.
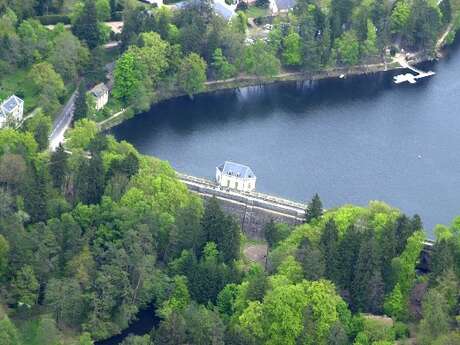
<box><xmin>26</xmin><ymin>111</ymin><xmax>51</xmax><ymax>151</ymax></box>
<box><xmin>202</xmin><ymin>198</ymin><xmax>240</xmax><ymax>263</ymax></box>
<box><xmin>65</xmin><ymin>119</ymin><xmax>98</xmax><ymax>150</ymax></box>
<box><xmin>74</xmin><ymin>82</ymin><xmax>89</xmax><ymax>121</ymax></box>
<box><xmin>418</xmin><ymin>289</ymin><xmax>450</xmax><ymax>345</ymax></box>
<box><xmin>440</xmin><ymin>0</ymin><xmax>452</xmax><ymax>24</ymax></box>
<box><xmin>75</xmin><ymin>154</ymin><xmax>105</xmax><ymax>205</ymax></box>
<box><xmin>305</xmin><ymin>193</ymin><xmax>323</xmax><ymax>222</ymax></box>
<box><xmin>282</xmin><ymin>31</ymin><xmax>302</xmax><ymax>66</ymax></box>
<box><xmin>11</xmin><ymin>265</ymin><xmax>39</xmax><ymax>307</ymax></box>
<box><xmin>23</xmin><ymin>163</ymin><xmax>48</xmax><ymax>222</ymax></box>
<box><xmin>0</xmin><ymin>235</ymin><xmax>9</xmax><ymax>280</ymax></box>
<box><xmin>362</xmin><ymin>20</ymin><xmax>378</xmax><ymax>56</ymax></box>
<box><xmin>264</xmin><ymin>220</ymin><xmax>290</xmax><ymax>248</ymax></box>
<box><xmin>390</xmin><ymin>1</ymin><xmax>411</xmax><ymax>34</ymax></box>
<box><xmin>50</xmin><ymin>144</ymin><xmax>69</xmax><ymax>189</ymax></box>
<box><xmin>29</xmin><ymin>62</ymin><xmax>65</xmax><ymax>114</ymax></box>
<box><xmin>113</xmin><ymin>50</ymin><xmax>142</xmax><ymax>105</ymax></box>
<box><xmin>79</xmin><ymin>332</ymin><xmax>94</xmax><ymax>345</ymax></box>
<box><xmin>96</xmin><ymin>0</ymin><xmax>111</xmax><ymax>21</ymax></box>
<box><xmin>49</xmin><ymin>31</ymin><xmax>89</xmax><ymax>83</ymax></box>
<box><xmin>211</xmin><ymin>48</ymin><xmax>236</xmax><ymax>80</ymax></box>
<box><xmin>45</xmin><ymin>278</ymin><xmax>85</xmax><ymax>327</ymax></box>
<box><xmin>320</xmin><ymin>219</ymin><xmax>339</xmax><ymax>282</ymax></box>
<box><xmin>158</xmin><ymin>275</ymin><xmax>190</xmax><ymax>317</ymax></box>
<box><xmin>0</xmin><ymin>316</ymin><xmax>21</xmax><ymax>345</ymax></box>
<box><xmin>72</xmin><ymin>0</ymin><xmax>103</xmax><ymax>49</ymax></box>
<box><xmin>296</xmin><ymin>238</ymin><xmax>325</xmax><ymax>281</ymax></box>
<box><xmin>335</xmin><ymin>31</ymin><xmax>360</xmax><ymax>65</ymax></box>
<box><xmin>351</xmin><ymin>236</ymin><xmax>382</xmax><ymax>312</ymax></box>
<box><xmin>178</xmin><ymin>53</ymin><xmax>207</xmax><ymax>97</ymax></box>
<box><xmin>242</xmin><ymin>41</ymin><xmax>280</xmax><ymax>77</ymax></box>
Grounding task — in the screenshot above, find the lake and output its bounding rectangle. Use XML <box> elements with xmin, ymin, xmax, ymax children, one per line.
<box><xmin>112</xmin><ymin>49</ymin><xmax>460</xmax><ymax>238</ymax></box>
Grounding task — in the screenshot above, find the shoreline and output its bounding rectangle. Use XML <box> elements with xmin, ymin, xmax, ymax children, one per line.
<box><xmin>98</xmin><ymin>58</ymin><xmax>419</xmax><ymax>131</ymax></box>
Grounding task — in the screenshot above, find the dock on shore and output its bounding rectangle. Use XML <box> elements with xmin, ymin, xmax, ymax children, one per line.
<box><xmin>393</xmin><ymin>54</ymin><xmax>436</xmax><ymax>84</ymax></box>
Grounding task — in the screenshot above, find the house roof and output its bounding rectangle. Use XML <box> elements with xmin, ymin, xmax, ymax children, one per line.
<box><xmin>213</xmin><ymin>0</ymin><xmax>236</xmax><ymax>20</ymax></box>
<box><xmin>90</xmin><ymin>83</ymin><xmax>109</xmax><ymax>98</ymax></box>
<box><xmin>217</xmin><ymin>161</ymin><xmax>256</xmax><ymax>179</ymax></box>
<box><xmin>1</xmin><ymin>95</ymin><xmax>23</xmax><ymax>114</ymax></box>
<box><xmin>175</xmin><ymin>0</ymin><xmax>236</xmax><ymax>20</ymax></box>
<box><xmin>275</xmin><ymin>0</ymin><xmax>295</xmax><ymax>10</ymax></box>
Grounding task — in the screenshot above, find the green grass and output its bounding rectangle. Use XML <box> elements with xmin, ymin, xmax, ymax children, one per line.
<box><xmin>0</xmin><ymin>69</ymin><xmax>39</xmax><ymax>114</ymax></box>
<box><xmin>244</xmin><ymin>5</ymin><xmax>270</xmax><ymax>18</ymax></box>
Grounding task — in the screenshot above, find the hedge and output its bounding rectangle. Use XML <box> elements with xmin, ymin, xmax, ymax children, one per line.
<box><xmin>35</xmin><ymin>15</ymin><xmax>71</xmax><ymax>26</ymax></box>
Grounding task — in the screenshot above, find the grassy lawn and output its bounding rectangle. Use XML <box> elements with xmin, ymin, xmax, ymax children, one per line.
<box><xmin>244</xmin><ymin>5</ymin><xmax>270</xmax><ymax>18</ymax></box>
<box><xmin>0</xmin><ymin>69</ymin><xmax>39</xmax><ymax>114</ymax></box>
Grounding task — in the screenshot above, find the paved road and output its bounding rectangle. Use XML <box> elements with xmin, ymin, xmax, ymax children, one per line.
<box><xmin>49</xmin><ymin>90</ymin><xmax>77</xmax><ymax>151</ymax></box>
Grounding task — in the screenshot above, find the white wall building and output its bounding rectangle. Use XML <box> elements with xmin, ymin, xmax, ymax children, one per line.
<box><xmin>216</xmin><ymin>161</ymin><xmax>256</xmax><ymax>192</ymax></box>
<box><xmin>0</xmin><ymin>95</ymin><xmax>24</xmax><ymax>128</ymax></box>
<box><xmin>89</xmin><ymin>83</ymin><xmax>109</xmax><ymax>111</ymax></box>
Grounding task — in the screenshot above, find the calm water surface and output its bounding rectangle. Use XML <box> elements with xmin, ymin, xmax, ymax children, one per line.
<box><xmin>113</xmin><ymin>50</ymin><xmax>460</xmax><ymax>237</ymax></box>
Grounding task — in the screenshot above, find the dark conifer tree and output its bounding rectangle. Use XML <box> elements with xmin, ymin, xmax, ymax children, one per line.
<box><xmin>201</xmin><ymin>197</ymin><xmax>240</xmax><ymax>263</ymax></box>
<box><xmin>50</xmin><ymin>144</ymin><xmax>68</xmax><ymax>190</ymax></box>
<box><xmin>72</xmin><ymin>0</ymin><xmax>102</xmax><ymax>49</ymax></box>
<box><xmin>85</xmin><ymin>47</ymin><xmax>106</xmax><ymax>86</ymax></box>
<box><xmin>367</xmin><ymin>270</ymin><xmax>385</xmax><ymax>314</ymax></box>
<box><xmin>305</xmin><ymin>193</ymin><xmax>323</xmax><ymax>223</ymax></box>
<box><xmin>351</xmin><ymin>234</ymin><xmax>381</xmax><ymax>311</ymax></box>
<box><xmin>380</xmin><ymin>223</ymin><xmax>397</xmax><ymax>292</ymax></box>
<box><xmin>23</xmin><ymin>164</ymin><xmax>48</xmax><ymax>223</ymax></box>
<box><xmin>320</xmin><ymin>219</ymin><xmax>339</xmax><ymax>282</ymax></box>
<box><xmin>440</xmin><ymin>0</ymin><xmax>452</xmax><ymax>24</ymax></box>
<box><xmin>75</xmin><ymin>154</ymin><xmax>105</xmax><ymax>205</ymax></box>
<box><xmin>431</xmin><ymin>239</ymin><xmax>454</xmax><ymax>279</ymax></box>
<box><xmin>337</xmin><ymin>225</ymin><xmax>362</xmax><ymax>291</ymax></box>
<box><xmin>296</xmin><ymin>238</ymin><xmax>325</xmax><ymax>281</ymax></box>
<box><xmin>74</xmin><ymin>82</ymin><xmax>88</xmax><ymax>122</ymax></box>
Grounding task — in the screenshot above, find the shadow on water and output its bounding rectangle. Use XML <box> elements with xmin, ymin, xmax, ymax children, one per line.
<box><xmin>112</xmin><ymin>62</ymin><xmax>439</xmax><ymax>140</ymax></box>
<box><xmin>94</xmin><ymin>304</ymin><xmax>159</xmax><ymax>345</ymax></box>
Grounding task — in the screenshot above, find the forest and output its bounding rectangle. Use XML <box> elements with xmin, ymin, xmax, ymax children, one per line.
<box><xmin>0</xmin><ymin>119</ymin><xmax>459</xmax><ymax>345</ymax></box>
<box><xmin>1</xmin><ymin>0</ymin><xmax>460</xmax><ymax>344</ymax></box>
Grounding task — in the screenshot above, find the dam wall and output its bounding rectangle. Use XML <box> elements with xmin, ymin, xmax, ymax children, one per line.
<box><xmin>178</xmin><ymin>173</ymin><xmax>306</xmax><ymax>239</ymax></box>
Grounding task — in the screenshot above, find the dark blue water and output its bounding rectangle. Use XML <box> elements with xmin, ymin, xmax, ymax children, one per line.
<box><xmin>112</xmin><ymin>50</ymin><xmax>460</xmax><ymax>238</ymax></box>
<box><xmin>94</xmin><ymin>304</ymin><xmax>158</xmax><ymax>345</ymax></box>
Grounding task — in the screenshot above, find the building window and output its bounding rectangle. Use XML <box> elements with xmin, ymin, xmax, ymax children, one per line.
<box><xmin>235</xmin><ymin>181</ymin><xmax>239</xmax><ymax>190</ymax></box>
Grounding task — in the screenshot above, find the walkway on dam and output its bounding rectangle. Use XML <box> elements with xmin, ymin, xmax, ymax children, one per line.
<box><xmin>177</xmin><ymin>173</ymin><xmax>307</xmax><ymax>222</ymax></box>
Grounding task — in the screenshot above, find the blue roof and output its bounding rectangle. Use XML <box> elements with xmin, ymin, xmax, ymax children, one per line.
<box><xmin>1</xmin><ymin>95</ymin><xmax>23</xmax><ymax>114</ymax></box>
<box><xmin>275</xmin><ymin>0</ymin><xmax>295</xmax><ymax>10</ymax></box>
<box><xmin>213</xmin><ymin>1</ymin><xmax>235</xmax><ymax>20</ymax></box>
<box><xmin>218</xmin><ymin>161</ymin><xmax>256</xmax><ymax>179</ymax></box>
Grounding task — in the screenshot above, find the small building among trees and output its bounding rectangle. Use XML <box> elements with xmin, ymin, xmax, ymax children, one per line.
<box><xmin>0</xmin><ymin>95</ymin><xmax>24</xmax><ymax>128</ymax></box>
<box><xmin>216</xmin><ymin>161</ymin><xmax>256</xmax><ymax>192</ymax></box>
<box><xmin>89</xmin><ymin>83</ymin><xmax>109</xmax><ymax>111</ymax></box>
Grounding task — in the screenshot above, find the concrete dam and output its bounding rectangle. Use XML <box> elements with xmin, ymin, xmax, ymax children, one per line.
<box><xmin>178</xmin><ymin>173</ymin><xmax>306</xmax><ymax>240</ymax></box>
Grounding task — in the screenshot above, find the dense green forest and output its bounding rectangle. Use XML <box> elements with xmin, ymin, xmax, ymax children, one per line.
<box><xmin>1</xmin><ymin>0</ymin><xmax>460</xmax><ymax>344</ymax></box>
<box><xmin>0</xmin><ymin>120</ymin><xmax>459</xmax><ymax>345</ymax></box>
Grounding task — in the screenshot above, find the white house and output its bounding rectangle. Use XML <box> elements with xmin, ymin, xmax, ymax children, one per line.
<box><xmin>0</xmin><ymin>95</ymin><xmax>24</xmax><ymax>128</ymax></box>
<box><xmin>216</xmin><ymin>161</ymin><xmax>256</xmax><ymax>192</ymax></box>
<box><xmin>89</xmin><ymin>83</ymin><xmax>109</xmax><ymax>111</ymax></box>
